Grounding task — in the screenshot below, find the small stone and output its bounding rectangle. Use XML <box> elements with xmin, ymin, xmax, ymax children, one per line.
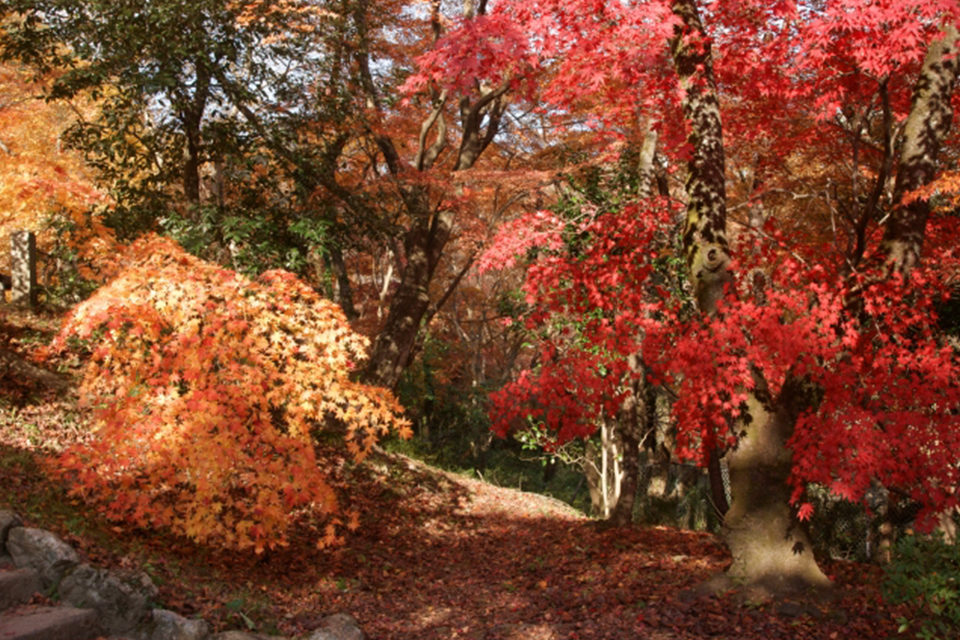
<box><xmin>143</xmin><ymin>608</ymin><xmax>211</xmax><ymax>640</ymax></box>
<box><xmin>6</xmin><ymin>526</ymin><xmax>79</xmax><ymax>587</ymax></box>
<box><xmin>304</xmin><ymin>614</ymin><xmax>364</xmax><ymax>640</ymax></box>
<box><xmin>60</xmin><ymin>563</ymin><xmax>158</xmax><ymax>634</ymax></box>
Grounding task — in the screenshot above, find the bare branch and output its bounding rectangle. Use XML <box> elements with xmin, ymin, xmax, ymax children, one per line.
<box><xmin>454</xmin><ymin>81</ymin><xmax>510</xmax><ymax>171</ymax></box>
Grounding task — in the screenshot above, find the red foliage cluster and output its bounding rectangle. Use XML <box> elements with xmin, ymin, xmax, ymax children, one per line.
<box><xmin>486</xmin><ymin>198</ymin><xmax>679</xmax><ymax>445</ymax></box>
<box><xmin>485</xmin><ymin>199</ymin><xmax>960</xmax><ymax>528</ymax></box>
<box><xmin>411</xmin><ymin>0</ymin><xmax>960</xmax><ymax>530</ymax></box>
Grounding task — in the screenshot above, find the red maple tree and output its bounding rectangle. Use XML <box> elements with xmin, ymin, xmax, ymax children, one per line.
<box><xmin>412</xmin><ymin>0</ymin><xmax>960</xmax><ymax>591</ymax></box>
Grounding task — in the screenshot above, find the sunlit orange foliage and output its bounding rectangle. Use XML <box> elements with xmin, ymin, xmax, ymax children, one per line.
<box><xmin>45</xmin><ymin>235</ymin><xmax>411</xmax><ymax>552</ymax></box>
<box><xmin>0</xmin><ymin>64</ymin><xmax>115</xmax><ymax>280</ymax></box>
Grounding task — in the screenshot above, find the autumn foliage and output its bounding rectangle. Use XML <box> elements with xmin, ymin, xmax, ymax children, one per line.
<box><xmin>0</xmin><ymin>63</ymin><xmax>115</xmax><ymax>281</ymax></box>
<box><xmin>44</xmin><ymin>235</ymin><xmax>410</xmax><ymax>552</ymax></box>
<box><xmin>485</xmin><ymin>196</ymin><xmax>960</xmax><ymax>529</ymax></box>
<box><xmin>484</xmin><ymin>199</ymin><xmax>679</xmax><ymax>443</ymax></box>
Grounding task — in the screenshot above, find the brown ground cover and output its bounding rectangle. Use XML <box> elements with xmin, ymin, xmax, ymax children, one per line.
<box><xmin>0</xmin><ymin>307</ymin><xmax>908</xmax><ymax>639</ymax></box>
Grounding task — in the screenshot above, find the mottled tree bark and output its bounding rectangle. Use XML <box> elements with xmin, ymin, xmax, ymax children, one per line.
<box><xmin>669</xmin><ymin>0</ymin><xmax>733</xmax><ymax>316</ymax></box>
<box><xmin>881</xmin><ymin>24</ymin><xmax>960</xmax><ymax>275</ymax></box>
<box><xmin>670</xmin><ymin>0</ymin><xmax>827</xmax><ymax>592</ymax></box>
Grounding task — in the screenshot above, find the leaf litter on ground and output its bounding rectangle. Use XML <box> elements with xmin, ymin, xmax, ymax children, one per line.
<box><xmin>0</xmin><ymin>310</ymin><xmax>914</xmax><ymax>639</ymax></box>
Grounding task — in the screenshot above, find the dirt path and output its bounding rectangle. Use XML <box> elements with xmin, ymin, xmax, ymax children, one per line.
<box><xmin>0</xmin><ymin>410</ymin><xmax>908</xmax><ymax>640</ymax></box>
<box><xmin>138</xmin><ymin>452</ymin><xmax>900</xmax><ymax>640</ymax></box>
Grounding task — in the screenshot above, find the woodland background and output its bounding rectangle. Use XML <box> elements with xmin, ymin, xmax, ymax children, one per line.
<box><xmin>2</xmin><ymin>0</ymin><xmax>960</xmax><ymax>637</ymax></box>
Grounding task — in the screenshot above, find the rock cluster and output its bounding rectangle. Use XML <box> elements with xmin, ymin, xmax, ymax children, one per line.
<box><xmin>0</xmin><ymin>510</ymin><xmax>364</xmax><ymax>640</ymax></box>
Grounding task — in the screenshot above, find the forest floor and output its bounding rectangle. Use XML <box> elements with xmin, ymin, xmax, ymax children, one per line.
<box><xmin>0</xmin><ymin>306</ymin><xmax>911</xmax><ymax>639</ymax></box>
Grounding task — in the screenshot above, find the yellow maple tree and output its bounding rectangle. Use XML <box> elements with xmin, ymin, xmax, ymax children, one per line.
<box><xmin>45</xmin><ymin>234</ymin><xmax>411</xmax><ymax>552</ymax></box>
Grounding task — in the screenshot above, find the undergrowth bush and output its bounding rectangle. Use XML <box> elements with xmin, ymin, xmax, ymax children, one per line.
<box><xmin>883</xmin><ymin>533</ymin><xmax>960</xmax><ymax>639</ymax></box>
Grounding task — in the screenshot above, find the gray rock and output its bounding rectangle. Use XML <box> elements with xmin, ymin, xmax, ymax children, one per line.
<box><xmin>60</xmin><ymin>563</ymin><xmax>158</xmax><ymax>634</ymax></box>
<box><xmin>0</xmin><ymin>605</ymin><xmax>100</xmax><ymax>640</ymax></box>
<box><xmin>140</xmin><ymin>609</ymin><xmax>211</xmax><ymax>640</ymax></box>
<box><xmin>213</xmin><ymin>632</ymin><xmax>287</xmax><ymax>640</ymax></box>
<box><xmin>0</xmin><ymin>567</ymin><xmax>42</xmax><ymax>610</ymax></box>
<box><xmin>0</xmin><ymin>510</ymin><xmax>22</xmax><ymax>551</ymax></box>
<box><xmin>304</xmin><ymin>614</ymin><xmax>364</xmax><ymax>640</ymax></box>
<box><xmin>6</xmin><ymin>527</ymin><xmax>79</xmax><ymax>587</ymax></box>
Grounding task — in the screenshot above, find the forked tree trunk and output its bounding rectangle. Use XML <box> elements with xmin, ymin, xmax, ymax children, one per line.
<box><xmin>363</xmin><ymin>194</ymin><xmax>452</xmax><ymax>389</ymax></box>
<box><xmin>670</xmin><ymin>6</ymin><xmax>959</xmax><ymax>592</ymax></box>
<box><xmin>357</xmin><ymin>0</ymin><xmax>507</xmax><ymax>390</ymax></box>
<box><xmin>669</xmin><ymin>0</ymin><xmax>828</xmax><ymax>591</ymax></box>
<box><xmin>585</xmin><ymin>422</ymin><xmax>624</xmax><ymax>518</ymax></box>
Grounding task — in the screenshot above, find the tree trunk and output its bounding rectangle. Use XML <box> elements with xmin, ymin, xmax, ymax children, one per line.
<box><xmin>723</xmin><ymin>378</ymin><xmax>830</xmax><ymax>592</ymax></box>
<box><xmin>362</xmin><ymin>198</ymin><xmax>453</xmax><ymax>388</ymax></box>
<box><xmin>669</xmin><ymin>0</ymin><xmax>828</xmax><ymax>592</ymax></box>
<box><xmin>355</xmin><ymin>0</ymin><xmax>506</xmax><ymax>391</ymax></box>
<box><xmin>179</xmin><ymin>56</ymin><xmax>209</xmax><ymax>211</ymax></box>
<box><xmin>328</xmin><ymin>245</ymin><xmax>359</xmax><ymax>321</ymax></box>
<box><xmin>881</xmin><ymin>24</ymin><xmax>959</xmax><ymax>276</ymax></box>
<box><xmin>609</xmin><ymin>412</ymin><xmax>639</xmax><ymax>526</ymax></box>
<box><xmin>669</xmin><ymin>0</ymin><xmax>733</xmax><ymax>316</ymax></box>
<box><xmin>610</xmin><ymin>354</ymin><xmax>645</xmax><ymax>526</ymax></box>
<box><xmin>585</xmin><ymin>439</ymin><xmax>604</xmax><ymax>516</ymax></box>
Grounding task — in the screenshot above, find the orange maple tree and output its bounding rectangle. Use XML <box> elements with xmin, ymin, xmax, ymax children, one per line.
<box><xmin>44</xmin><ymin>234</ymin><xmax>411</xmax><ymax>552</ymax></box>
<box><xmin>0</xmin><ymin>63</ymin><xmax>115</xmax><ymax>282</ymax></box>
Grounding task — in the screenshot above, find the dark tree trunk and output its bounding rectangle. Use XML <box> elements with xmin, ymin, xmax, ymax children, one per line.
<box><xmin>707</xmin><ymin>449</ymin><xmax>729</xmax><ymax>517</ymax></box>
<box><xmin>183</xmin><ymin>131</ymin><xmax>201</xmax><ymax>206</ymax></box>
<box><xmin>179</xmin><ymin>57</ymin><xmax>209</xmax><ymax>211</ymax></box>
<box><xmin>328</xmin><ymin>245</ymin><xmax>359</xmax><ymax>321</ymax></box>
<box><xmin>610</xmin><ymin>355</ymin><xmax>644</xmax><ymax>526</ymax></box>
<box><xmin>362</xmin><ymin>197</ymin><xmax>451</xmax><ymax>389</ymax></box>
<box><xmin>609</xmin><ymin>424</ymin><xmax>639</xmax><ymax>526</ymax></box>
